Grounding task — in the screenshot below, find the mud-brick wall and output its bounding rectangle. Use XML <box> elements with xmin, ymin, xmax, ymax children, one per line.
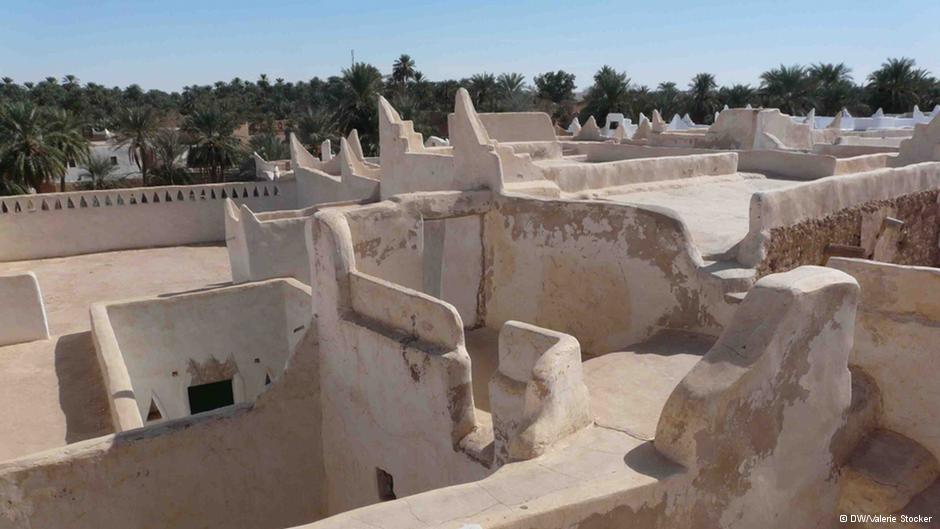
<box><xmin>758</xmin><ymin>189</ymin><xmax>940</xmax><ymax>276</ymax></box>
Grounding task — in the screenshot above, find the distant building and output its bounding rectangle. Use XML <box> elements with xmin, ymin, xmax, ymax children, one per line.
<box><xmin>64</xmin><ymin>130</ymin><xmax>141</xmax><ymax>183</ymax></box>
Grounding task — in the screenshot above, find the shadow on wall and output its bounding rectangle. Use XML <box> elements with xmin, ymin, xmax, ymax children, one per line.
<box><xmin>53</xmin><ymin>331</ymin><xmax>113</xmax><ymax>444</ymax></box>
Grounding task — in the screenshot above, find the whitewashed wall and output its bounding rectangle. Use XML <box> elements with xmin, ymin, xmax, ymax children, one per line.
<box><xmin>0</xmin><ymin>180</ymin><xmax>297</xmax><ymax>261</ymax></box>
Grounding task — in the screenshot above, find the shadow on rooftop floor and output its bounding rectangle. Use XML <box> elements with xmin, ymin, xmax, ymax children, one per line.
<box><xmin>54</xmin><ymin>331</ymin><xmax>113</xmax><ymax>444</ymax></box>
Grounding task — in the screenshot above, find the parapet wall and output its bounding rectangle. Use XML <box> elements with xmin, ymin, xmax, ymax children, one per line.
<box><xmin>655</xmin><ymin>266</ymin><xmax>858</xmax><ymax>527</ymax></box>
<box><xmin>92</xmin><ymin>278</ymin><xmax>312</xmax><ymax>431</ymax></box>
<box><xmin>225</xmin><ymin>200</ymin><xmax>363</xmax><ymax>285</ymax></box>
<box><xmin>0</xmin><ymin>319</ymin><xmax>326</xmax><ymax>529</ymax></box>
<box><xmin>542</xmin><ymin>152</ymin><xmax>738</xmax><ymax>193</ymax></box>
<box><xmin>310</xmin><ymin>204</ymin><xmax>489</xmax><ymax>515</ymax></box>
<box><xmin>737</xmin><ymin>150</ymin><xmax>892</xmax><ymax>180</ymax></box>
<box><xmin>457</xmin><ymin>112</ymin><xmax>557</xmax><ymax>143</ymax></box>
<box><xmin>0</xmin><ymin>181</ymin><xmax>297</xmax><ymax>262</ymax></box>
<box><xmin>738</xmin><ymin>162</ymin><xmax>940</xmax><ymax>270</ymax></box>
<box><xmin>829</xmin><ymin>258</ymin><xmax>940</xmax><ymax>462</ymax></box>
<box><xmin>483</xmin><ymin>194</ymin><xmax>734</xmax><ymax>353</ymax></box>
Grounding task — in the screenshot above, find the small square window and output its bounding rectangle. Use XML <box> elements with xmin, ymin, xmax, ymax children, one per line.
<box><xmin>110</xmin><ymin>156</ymin><xmax>118</xmax><ymax>166</ymax></box>
<box><xmin>188</xmin><ymin>379</ymin><xmax>234</xmax><ymax>414</ymax></box>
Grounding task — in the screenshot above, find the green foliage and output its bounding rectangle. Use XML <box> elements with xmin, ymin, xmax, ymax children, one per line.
<box><xmin>78</xmin><ymin>154</ymin><xmax>118</xmax><ymax>189</ymax></box>
<box><xmin>1</xmin><ymin>54</ymin><xmax>938</xmax><ymax>188</ymax></box>
<box><xmin>688</xmin><ymin>73</ymin><xmax>719</xmax><ymax>123</ymax></box>
<box><xmin>183</xmin><ymin>105</ymin><xmax>242</xmax><ymax>183</ymax></box>
<box><xmin>760</xmin><ymin>64</ymin><xmax>813</xmax><ymax>115</ymax></box>
<box><xmin>580</xmin><ymin>65</ymin><xmax>631</xmax><ymax>124</ymax></box>
<box><xmin>867</xmin><ymin>58</ymin><xmax>937</xmax><ymax>114</ymax></box>
<box><xmin>0</xmin><ymin>101</ymin><xmax>88</xmax><ymax>193</ymax></box>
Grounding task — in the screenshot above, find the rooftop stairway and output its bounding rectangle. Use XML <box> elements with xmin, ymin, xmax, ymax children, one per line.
<box><xmin>837</xmin><ymin>369</ymin><xmax>940</xmax><ymax>528</ymax></box>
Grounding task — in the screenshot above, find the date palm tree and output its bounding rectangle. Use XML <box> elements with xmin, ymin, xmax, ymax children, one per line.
<box><xmin>496</xmin><ymin>73</ymin><xmax>531</xmax><ymax>111</ymax></box>
<box><xmin>78</xmin><ymin>154</ymin><xmax>117</xmax><ymax>189</ymax></box>
<box><xmin>112</xmin><ymin>105</ymin><xmax>160</xmax><ymax>185</ymax></box>
<box><xmin>719</xmin><ymin>84</ymin><xmax>757</xmax><ymax>109</ymax></box>
<box><xmin>0</xmin><ymin>102</ymin><xmax>83</xmax><ymax>193</ymax></box>
<box><xmin>151</xmin><ymin>129</ymin><xmax>190</xmax><ymax>185</ymax></box>
<box><xmin>808</xmin><ymin>63</ymin><xmax>854</xmax><ymax>116</ymax></box>
<box><xmin>337</xmin><ymin>62</ymin><xmax>384</xmax><ymax>153</ymax></box>
<box><xmin>392</xmin><ymin>54</ymin><xmax>416</xmax><ymax>89</ymax></box>
<box><xmin>760</xmin><ymin>64</ymin><xmax>812</xmax><ymax>115</ymax></box>
<box><xmin>867</xmin><ymin>58</ymin><xmax>934</xmax><ymax>114</ymax></box>
<box><xmin>469</xmin><ymin>73</ymin><xmax>498</xmax><ymax>112</ymax></box>
<box><xmin>688</xmin><ymin>73</ymin><xmax>719</xmax><ymax>123</ymax></box>
<box><xmin>48</xmin><ymin>108</ymin><xmax>90</xmax><ymax>191</ymax></box>
<box><xmin>580</xmin><ymin>65</ymin><xmax>631</xmax><ymax>123</ymax></box>
<box><xmin>183</xmin><ymin>105</ymin><xmax>241</xmax><ymax>183</ymax></box>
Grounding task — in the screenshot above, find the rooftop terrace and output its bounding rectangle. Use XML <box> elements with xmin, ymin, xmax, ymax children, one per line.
<box><xmin>0</xmin><ymin>244</ymin><xmax>230</xmax><ymax>460</ymax></box>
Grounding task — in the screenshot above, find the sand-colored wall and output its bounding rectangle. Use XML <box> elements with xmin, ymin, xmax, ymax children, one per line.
<box><xmin>92</xmin><ymin>279</ymin><xmax>311</xmax><ymax>428</ymax></box>
<box><xmin>310</xmin><ymin>208</ymin><xmax>489</xmax><ymax>516</ymax></box>
<box><xmin>225</xmin><ymin>200</ymin><xmax>364</xmax><ymax>285</ymax></box>
<box><xmin>482</xmin><ymin>195</ymin><xmax>733</xmax><ymax>353</ymax></box>
<box><xmin>738</xmin><ymin>162</ymin><xmax>940</xmax><ymax>268</ymax></box>
<box><xmin>0</xmin><ymin>323</ymin><xmax>326</xmax><ymax>529</ymax></box>
<box><xmin>736</xmin><ymin>149</ymin><xmax>893</xmax><ymax>180</ymax></box>
<box><xmin>564</xmin><ymin>142</ymin><xmax>717</xmax><ymax>162</ymax></box>
<box><xmin>541</xmin><ymin>152</ymin><xmax>738</xmax><ymax>193</ymax></box>
<box><xmin>829</xmin><ymin>258</ymin><xmax>940</xmax><ymax>462</ymax></box>
<box><xmin>294</xmin><ymin>166</ymin><xmax>379</xmax><ymax>208</ymax></box>
<box><xmin>0</xmin><ymin>272</ymin><xmax>49</xmax><ymax>346</ymax></box>
<box><xmin>0</xmin><ymin>181</ymin><xmax>297</xmax><ymax>262</ymax></box>
<box><xmin>344</xmin><ymin>193</ymin><xmax>491</xmax><ymax>327</ymax></box>
<box><xmin>460</xmin><ymin>112</ymin><xmax>557</xmax><ymax>143</ymax></box>
<box><xmin>813</xmin><ymin>143</ymin><xmax>899</xmax><ymax>157</ymax></box>
<box><xmin>292</xmin><ymin>267</ymin><xmax>860</xmax><ymax>529</ymax></box>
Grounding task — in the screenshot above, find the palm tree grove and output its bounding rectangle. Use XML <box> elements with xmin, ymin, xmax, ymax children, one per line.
<box><xmin>1</xmin><ymin>55</ymin><xmax>938</xmax><ymax>195</ymax></box>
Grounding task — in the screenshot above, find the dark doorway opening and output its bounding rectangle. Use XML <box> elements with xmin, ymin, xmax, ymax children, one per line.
<box><xmin>376</xmin><ymin>468</ymin><xmax>396</xmax><ymax>501</ymax></box>
<box><xmin>188</xmin><ymin>379</ymin><xmax>234</xmax><ymax>414</ymax></box>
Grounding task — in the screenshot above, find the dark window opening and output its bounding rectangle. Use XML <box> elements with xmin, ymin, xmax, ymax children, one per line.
<box><xmin>146</xmin><ymin>399</ymin><xmax>163</xmax><ymax>422</ymax></box>
<box><xmin>609</xmin><ymin>121</ymin><xmax>619</xmax><ymax>130</ymax></box>
<box><xmin>109</xmin><ymin>156</ymin><xmax>118</xmax><ymax>166</ymax></box>
<box><xmin>188</xmin><ymin>379</ymin><xmax>234</xmax><ymax>415</ymax></box>
<box><xmin>376</xmin><ymin>468</ymin><xmax>396</xmax><ymax>501</ymax></box>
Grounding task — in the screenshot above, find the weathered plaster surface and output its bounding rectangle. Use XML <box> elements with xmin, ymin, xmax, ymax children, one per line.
<box><xmin>759</xmin><ymin>189</ymin><xmax>940</xmax><ymax>275</ymax></box>
<box><xmin>483</xmin><ymin>194</ymin><xmax>731</xmax><ymax>353</ymax></box>
<box><xmin>830</xmin><ymin>258</ymin><xmax>940</xmax><ymax>462</ymax></box>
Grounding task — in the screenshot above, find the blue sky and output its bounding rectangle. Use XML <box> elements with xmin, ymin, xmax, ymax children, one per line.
<box><xmin>2</xmin><ymin>0</ymin><xmax>939</xmax><ymax>92</ymax></box>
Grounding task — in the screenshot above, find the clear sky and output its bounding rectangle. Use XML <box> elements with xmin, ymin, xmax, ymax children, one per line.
<box><xmin>2</xmin><ymin>0</ymin><xmax>939</xmax><ymax>92</ymax></box>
